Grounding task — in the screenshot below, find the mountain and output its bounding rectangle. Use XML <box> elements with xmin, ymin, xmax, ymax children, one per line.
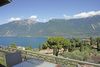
<box><xmin>0</xmin><ymin>15</ymin><xmax>100</xmax><ymax>37</ymax></box>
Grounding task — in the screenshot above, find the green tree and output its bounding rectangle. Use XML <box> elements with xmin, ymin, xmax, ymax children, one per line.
<box><xmin>62</xmin><ymin>50</ymin><xmax>90</xmax><ymax>61</ymax></box>
<box><xmin>62</xmin><ymin>39</ymin><xmax>71</xmax><ymax>52</ymax></box>
<box><xmin>10</xmin><ymin>43</ymin><xmax>17</xmax><ymax>48</ymax></box>
<box><xmin>47</xmin><ymin>37</ymin><xmax>63</xmax><ymax>56</ymax></box>
<box><xmin>90</xmin><ymin>37</ymin><xmax>94</xmax><ymax>45</ymax></box>
<box><xmin>25</xmin><ymin>46</ymin><xmax>33</xmax><ymax>50</ymax></box>
<box><xmin>42</xmin><ymin>42</ymin><xmax>49</xmax><ymax>49</ymax></box>
<box><xmin>70</xmin><ymin>38</ymin><xmax>81</xmax><ymax>47</ymax></box>
<box><xmin>42</xmin><ymin>37</ymin><xmax>71</xmax><ymax>56</ymax></box>
<box><xmin>70</xmin><ymin>38</ymin><xmax>82</xmax><ymax>52</ymax></box>
<box><xmin>96</xmin><ymin>37</ymin><xmax>100</xmax><ymax>51</ymax></box>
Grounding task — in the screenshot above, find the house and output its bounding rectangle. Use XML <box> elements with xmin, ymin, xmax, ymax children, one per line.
<box><xmin>82</xmin><ymin>38</ymin><xmax>91</xmax><ymax>45</ymax></box>
<box><xmin>17</xmin><ymin>46</ymin><xmax>25</xmax><ymax>50</ymax></box>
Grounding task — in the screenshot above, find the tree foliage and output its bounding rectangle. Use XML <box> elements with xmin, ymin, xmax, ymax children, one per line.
<box><xmin>10</xmin><ymin>43</ymin><xmax>17</xmax><ymax>48</ymax></box>
<box><xmin>42</xmin><ymin>36</ymin><xmax>100</xmax><ymax>61</ymax></box>
<box><xmin>96</xmin><ymin>37</ymin><xmax>100</xmax><ymax>51</ymax></box>
<box><xmin>42</xmin><ymin>37</ymin><xmax>71</xmax><ymax>56</ymax></box>
<box><xmin>25</xmin><ymin>46</ymin><xmax>33</xmax><ymax>50</ymax></box>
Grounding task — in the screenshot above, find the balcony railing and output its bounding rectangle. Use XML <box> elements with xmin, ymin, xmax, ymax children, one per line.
<box><xmin>0</xmin><ymin>48</ymin><xmax>100</xmax><ymax>67</ymax></box>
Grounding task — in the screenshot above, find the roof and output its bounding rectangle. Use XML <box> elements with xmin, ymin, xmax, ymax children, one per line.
<box><xmin>0</xmin><ymin>0</ymin><xmax>11</xmax><ymax>7</ymax></box>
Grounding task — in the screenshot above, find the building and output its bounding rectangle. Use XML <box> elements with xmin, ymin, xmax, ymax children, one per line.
<box><xmin>17</xmin><ymin>46</ymin><xmax>25</xmax><ymax>50</ymax></box>
<box><xmin>82</xmin><ymin>38</ymin><xmax>91</xmax><ymax>45</ymax></box>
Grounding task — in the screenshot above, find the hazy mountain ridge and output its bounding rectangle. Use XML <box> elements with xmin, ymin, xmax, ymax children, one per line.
<box><xmin>0</xmin><ymin>15</ymin><xmax>100</xmax><ymax>37</ymax></box>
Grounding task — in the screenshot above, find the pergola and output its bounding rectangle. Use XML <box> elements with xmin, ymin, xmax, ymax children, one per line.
<box><xmin>0</xmin><ymin>0</ymin><xmax>11</xmax><ymax>7</ymax></box>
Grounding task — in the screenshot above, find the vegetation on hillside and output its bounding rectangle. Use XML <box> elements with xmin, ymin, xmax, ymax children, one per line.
<box><xmin>0</xmin><ymin>15</ymin><xmax>100</xmax><ymax>37</ymax></box>
<box><xmin>42</xmin><ymin>37</ymin><xmax>100</xmax><ymax>63</ymax></box>
<box><xmin>9</xmin><ymin>43</ymin><xmax>17</xmax><ymax>48</ymax></box>
<box><xmin>25</xmin><ymin>46</ymin><xmax>33</xmax><ymax>50</ymax></box>
<box><xmin>42</xmin><ymin>37</ymin><xmax>71</xmax><ymax>56</ymax></box>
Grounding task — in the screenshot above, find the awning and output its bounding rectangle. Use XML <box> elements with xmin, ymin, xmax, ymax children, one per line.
<box><xmin>0</xmin><ymin>0</ymin><xmax>11</xmax><ymax>7</ymax></box>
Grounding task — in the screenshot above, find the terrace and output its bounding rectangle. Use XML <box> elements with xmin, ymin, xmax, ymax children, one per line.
<box><xmin>0</xmin><ymin>47</ymin><xmax>100</xmax><ymax>67</ymax></box>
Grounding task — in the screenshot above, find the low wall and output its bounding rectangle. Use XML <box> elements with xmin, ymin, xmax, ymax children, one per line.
<box><xmin>0</xmin><ymin>48</ymin><xmax>100</xmax><ymax>67</ymax></box>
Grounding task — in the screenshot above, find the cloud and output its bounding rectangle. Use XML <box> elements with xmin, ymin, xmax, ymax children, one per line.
<box><xmin>8</xmin><ymin>17</ymin><xmax>21</xmax><ymax>22</ymax></box>
<box><xmin>29</xmin><ymin>16</ymin><xmax>37</xmax><ymax>19</ymax></box>
<box><xmin>29</xmin><ymin>15</ymin><xmax>38</xmax><ymax>21</ymax></box>
<box><xmin>63</xmin><ymin>14</ymin><xmax>72</xmax><ymax>19</ymax></box>
<box><xmin>73</xmin><ymin>11</ymin><xmax>100</xmax><ymax>18</ymax></box>
<box><xmin>64</xmin><ymin>11</ymin><xmax>100</xmax><ymax>19</ymax></box>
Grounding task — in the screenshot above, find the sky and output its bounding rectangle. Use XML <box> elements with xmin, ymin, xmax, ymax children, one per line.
<box><xmin>0</xmin><ymin>0</ymin><xmax>100</xmax><ymax>25</ymax></box>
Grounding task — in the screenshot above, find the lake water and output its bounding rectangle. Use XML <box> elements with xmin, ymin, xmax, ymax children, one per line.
<box><xmin>0</xmin><ymin>37</ymin><xmax>47</xmax><ymax>48</ymax></box>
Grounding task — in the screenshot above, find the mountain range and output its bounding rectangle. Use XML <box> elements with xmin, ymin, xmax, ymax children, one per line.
<box><xmin>0</xmin><ymin>15</ymin><xmax>100</xmax><ymax>38</ymax></box>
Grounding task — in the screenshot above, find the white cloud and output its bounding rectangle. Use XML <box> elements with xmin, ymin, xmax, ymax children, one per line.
<box><xmin>8</xmin><ymin>17</ymin><xmax>21</xmax><ymax>22</ymax></box>
<box><xmin>26</xmin><ymin>15</ymin><xmax>38</xmax><ymax>24</ymax></box>
<box><xmin>63</xmin><ymin>14</ymin><xmax>72</xmax><ymax>19</ymax></box>
<box><xmin>64</xmin><ymin>10</ymin><xmax>100</xmax><ymax>19</ymax></box>
<box><xmin>29</xmin><ymin>15</ymin><xmax>38</xmax><ymax>21</ymax></box>
<box><xmin>29</xmin><ymin>15</ymin><xmax>37</xmax><ymax>19</ymax></box>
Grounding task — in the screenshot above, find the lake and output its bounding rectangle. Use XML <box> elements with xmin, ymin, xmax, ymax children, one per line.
<box><xmin>0</xmin><ymin>37</ymin><xmax>47</xmax><ymax>48</ymax></box>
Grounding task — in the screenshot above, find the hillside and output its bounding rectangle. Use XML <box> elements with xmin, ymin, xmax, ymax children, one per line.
<box><xmin>0</xmin><ymin>15</ymin><xmax>100</xmax><ymax>37</ymax></box>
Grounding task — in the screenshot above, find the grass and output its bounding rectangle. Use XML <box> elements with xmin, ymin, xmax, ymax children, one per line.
<box><xmin>0</xmin><ymin>57</ymin><xmax>4</xmax><ymax>65</ymax></box>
